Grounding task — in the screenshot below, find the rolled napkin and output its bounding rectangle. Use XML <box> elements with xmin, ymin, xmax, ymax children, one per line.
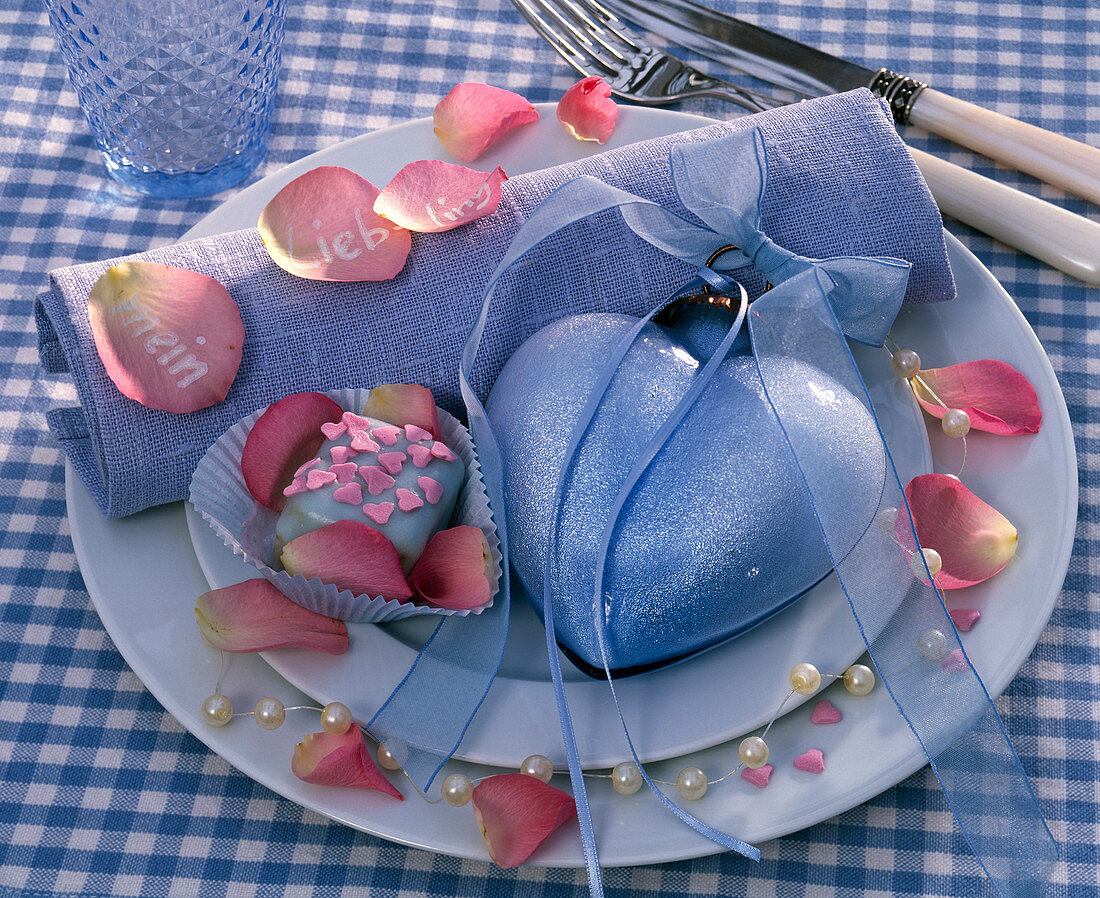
<box><xmin>36</xmin><ymin>88</ymin><xmax>954</xmax><ymax>518</ymax></box>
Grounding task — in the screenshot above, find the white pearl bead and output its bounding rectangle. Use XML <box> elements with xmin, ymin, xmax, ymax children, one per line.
<box><xmin>909</xmin><ymin>547</ymin><xmax>943</xmax><ymax>578</ymax></box>
<box><xmin>738</xmin><ymin>735</ymin><xmax>769</xmax><ymax>769</ymax></box>
<box><xmin>843</xmin><ymin>663</ymin><xmax>875</xmax><ymax>696</ymax></box>
<box><xmin>441</xmin><ymin>773</ymin><xmax>474</xmax><ymax>807</ymax></box>
<box><xmin>376</xmin><ymin>741</ymin><xmax>405</xmax><ymax>771</ymax></box>
<box><xmin>520</xmin><ymin>754</ymin><xmax>554</xmax><ymax>783</ymax></box>
<box><xmin>676</xmin><ymin>766</ymin><xmax>708</xmax><ymax>800</ymax></box>
<box><xmin>253</xmin><ymin>696</ymin><xmax>285</xmax><ymax>730</ymax></box>
<box><xmin>788</xmin><ymin>662</ymin><xmax>821</xmax><ymax>695</ymax></box>
<box><xmin>918</xmin><ymin>628</ymin><xmax>949</xmax><ymax>660</ymax></box>
<box><xmin>611</xmin><ymin>761</ymin><xmax>643</xmax><ymax>795</ymax></box>
<box><xmin>891</xmin><ymin>348</ymin><xmax>921</xmax><ymax>379</ymax></box>
<box><xmin>201</xmin><ymin>693</ymin><xmax>233</xmax><ymax>728</ymax></box>
<box><xmin>941</xmin><ymin>408</ymin><xmax>971</xmax><ymax>438</ymax></box>
<box><xmin>320</xmin><ymin>701</ymin><xmax>353</xmax><ymax>735</ymax></box>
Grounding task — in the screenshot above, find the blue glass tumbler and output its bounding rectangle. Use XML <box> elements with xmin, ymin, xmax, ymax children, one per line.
<box><xmin>46</xmin><ymin>0</ymin><xmax>287</xmax><ymax>198</ymax></box>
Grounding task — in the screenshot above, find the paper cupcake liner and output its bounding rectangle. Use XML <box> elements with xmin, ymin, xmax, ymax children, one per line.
<box><xmin>188</xmin><ymin>388</ymin><xmax>501</xmax><ymax>623</ymax></box>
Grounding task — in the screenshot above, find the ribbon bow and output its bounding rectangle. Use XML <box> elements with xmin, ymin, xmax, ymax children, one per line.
<box><xmin>368</xmin><ymin>127</ymin><xmax>1055</xmax><ymax>898</ymax></box>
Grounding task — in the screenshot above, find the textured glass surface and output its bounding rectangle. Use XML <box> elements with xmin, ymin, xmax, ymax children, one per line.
<box><xmin>46</xmin><ymin>0</ymin><xmax>286</xmax><ymax>197</ymax></box>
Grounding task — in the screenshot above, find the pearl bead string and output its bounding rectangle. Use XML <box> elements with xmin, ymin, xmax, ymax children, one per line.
<box><xmin>884</xmin><ymin>339</ymin><xmax>970</xmax><ymax>477</ymax></box>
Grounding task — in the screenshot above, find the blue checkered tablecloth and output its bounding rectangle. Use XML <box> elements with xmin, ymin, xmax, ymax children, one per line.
<box><xmin>1</xmin><ymin>1</ymin><xmax>1096</xmax><ymax>895</ymax></box>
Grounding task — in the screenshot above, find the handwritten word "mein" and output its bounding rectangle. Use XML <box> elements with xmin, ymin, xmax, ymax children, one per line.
<box><xmin>113</xmin><ymin>297</ymin><xmax>209</xmax><ymax>389</ymax></box>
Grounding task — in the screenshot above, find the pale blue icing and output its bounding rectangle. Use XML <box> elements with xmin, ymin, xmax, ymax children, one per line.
<box><xmin>275</xmin><ymin>413</ymin><xmax>465</xmax><ymax>573</ymax></box>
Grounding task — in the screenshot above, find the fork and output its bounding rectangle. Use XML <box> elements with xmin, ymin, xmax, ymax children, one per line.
<box><xmin>510</xmin><ymin>0</ymin><xmax>1100</xmax><ymax>285</ymax></box>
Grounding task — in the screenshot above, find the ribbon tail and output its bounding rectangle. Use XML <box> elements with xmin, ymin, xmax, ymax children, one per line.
<box><xmin>748</xmin><ymin>267</ymin><xmax>1057</xmax><ymax>898</ymax></box>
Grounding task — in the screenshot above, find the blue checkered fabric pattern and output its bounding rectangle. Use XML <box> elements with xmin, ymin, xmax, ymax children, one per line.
<box><xmin>0</xmin><ymin>1</ymin><xmax>1096</xmax><ymax>895</ymax></box>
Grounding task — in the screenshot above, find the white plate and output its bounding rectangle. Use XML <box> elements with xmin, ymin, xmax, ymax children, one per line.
<box><xmin>68</xmin><ymin>106</ymin><xmax>1076</xmax><ymax>866</ymax></box>
<box><xmin>181</xmin><ymin>105</ymin><xmax>929</xmax><ymax>769</ymax></box>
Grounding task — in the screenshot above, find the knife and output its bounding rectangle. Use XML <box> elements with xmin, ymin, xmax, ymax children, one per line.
<box><xmin>599</xmin><ymin>0</ymin><xmax>1100</xmax><ymax>206</ymax></box>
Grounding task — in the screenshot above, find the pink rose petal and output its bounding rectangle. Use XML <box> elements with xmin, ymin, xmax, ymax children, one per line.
<box><xmin>195</xmin><ymin>578</ymin><xmax>348</xmax><ymax>654</ymax></box>
<box><xmin>898</xmin><ymin>474</ymin><xmax>1018</xmax><ymax>588</ymax></box>
<box><xmin>942</xmin><ymin>648</ymin><xmax>969</xmax><ymax>672</ymax></box>
<box><xmin>333</xmin><ymin>482</ymin><xmax>363</xmax><ymax>505</ymax></box>
<box><xmin>434</xmin><ymin>83</ymin><xmax>540</xmax><ymax>163</ymax></box>
<box><xmin>810</xmin><ymin>700</ymin><xmax>842</xmax><ymax>725</ymax></box>
<box><xmin>374</xmin><ymin>160</ymin><xmax>507</xmax><ymax>233</ymax></box>
<box><xmin>363</xmin><ymin>384</ymin><xmax>442</xmax><ymax>439</ymax></box>
<box><xmin>360</xmin><ymin>465</ymin><xmax>396</xmax><ymax>496</ymax></box>
<box><xmin>362</xmin><ymin>501</ymin><xmax>395</xmax><ymax>525</ymax></box>
<box><xmin>556</xmin><ymin>76</ymin><xmax>619</xmax><ymax>144</ymax></box>
<box><xmin>417</xmin><ymin>476</ymin><xmax>444</xmax><ymax>505</ymax></box>
<box><xmin>407</xmin><ymin>526</ymin><xmax>492</xmax><ymax>610</ymax></box>
<box><xmin>281</xmin><ymin>520</ymin><xmax>412</xmax><ymax>601</ymax></box>
<box><xmin>912</xmin><ymin>360</ymin><xmax>1041</xmax><ymax>435</ymax></box>
<box><xmin>471</xmin><ymin>774</ymin><xmax>577</xmax><ymax>868</ymax></box>
<box><xmin>395</xmin><ymin>487</ymin><xmax>423</xmax><ymax>512</ymax></box>
<box><xmin>950</xmin><ymin>608</ymin><xmax>981</xmax><ymax>631</ymax></box>
<box><xmin>741</xmin><ymin>765</ymin><xmax>772</xmax><ymax>789</ymax></box>
<box><xmin>242</xmin><ymin>392</ymin><xmax>344</xmax><ymax>511</ymax></box>
<box><xmin>87</xmin><ymin>261</ymin><xmax>244</xmax><ymax>414</ymax></box>
<box><xmin>258</xmin><ymin>166</ymin><xmax>411</xmax><ymax>282</ymax></box>
<box><xmin>291</xmin><ymin>726</ymin><xmax>403</xmax><ymax>799</ymax></box>
<box><xmin>793</xmin><ymin>749</ymin><xmax>825</xmax><ymax>774</ymax></box>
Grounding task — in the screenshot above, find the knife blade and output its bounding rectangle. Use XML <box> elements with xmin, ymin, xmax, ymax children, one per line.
<box><xmin>599</xmin><ymin>0</ymin><xmax>1100</xmax><ymax>206</ymax></box>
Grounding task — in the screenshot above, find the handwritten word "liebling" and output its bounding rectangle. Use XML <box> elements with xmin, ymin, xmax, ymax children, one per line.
<box><xmin>113</xmin><ymin>297</ymin><xmax>209</xmax><ymax>389</ymax></box>
<box><xmin>284</xmin><ymin>208</ymin><xmax>393</xmax><ymax>269</ymax></box>
<box><xmin>423</xmin><ymin>183</ymin><xmax>493</xmax><ymax>228</ymax></box>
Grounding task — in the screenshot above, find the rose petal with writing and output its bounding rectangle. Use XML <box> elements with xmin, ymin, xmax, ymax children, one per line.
<box><xmin>374</xmin><ymin>160</ymin><xmax>507</xmax><ymax>233</ymax></box>
<box><xmin>556</xmin><ymin>77</ymin><xmax>618</xmax><ymax>145</ymax></box>
<box><xmin>195</xmin><ymin>578</ymin><xmax>348</xmax><ymax>654</ymax></box>
<box><xmin>87</xmin><ymin>261</ymin><xmax>244</xmax><ymax>414</ymax></box>
<box><xmin>912</xmin><ymin>359</ymin><xmax>1041</xmax><ymax>435</ymax></box>
<box><xmin>291</xmin><ymin>727</ymin><xmax>403</xmax><ymax>799</ymax></box>
<box><xmin>472</xmin><ymin>774</ymin><xmax>576</xmax><ymax>868</ymax></box>
<box><xmin>898</xmin><ymin>473</ymin><xmax>1018</xmax><ymax>588</ymax></box>
<box><xmin>258</xmin><ymin>166</ymin><xmax>411</xmax><ymax>282</ymax></box>
<box><xmin>434</xmin><ymin>83</ymin><xmax>539</xmax><ymax>163</ymax></box>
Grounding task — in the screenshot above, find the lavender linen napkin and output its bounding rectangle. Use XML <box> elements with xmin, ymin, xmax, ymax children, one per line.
<box><xmin>36</xmin><ymin>89</ymin><xmax>954</xmax><ymax>519</ymax></box>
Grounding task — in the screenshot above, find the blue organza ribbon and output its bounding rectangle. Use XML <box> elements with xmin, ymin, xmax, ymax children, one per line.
<box><xmin>369</xmin><ymin>127</ymin><xmax>1055</xmax><ymax>898</ymax></box>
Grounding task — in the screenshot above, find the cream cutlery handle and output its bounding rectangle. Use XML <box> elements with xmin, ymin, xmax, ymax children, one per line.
<box><xmin>909</xmin><ymin>147</ymin><xmax>1100</xmax><ymax>286</ymax></box>
<box><xmin>908</xmin><ymin>88</ymin><xmax>1100</xmax><ymax>206</ymax></box>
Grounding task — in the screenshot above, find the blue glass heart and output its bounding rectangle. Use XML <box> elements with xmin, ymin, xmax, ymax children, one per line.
<box><xmin>485</xmin><ymin>305</ymin><xmax>887</xmax><ymax>675</ymax></box>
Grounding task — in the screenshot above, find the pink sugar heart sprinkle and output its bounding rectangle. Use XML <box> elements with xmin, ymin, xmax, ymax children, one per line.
<box><xmin>330</xmin><ymin>462</ymin><xmax>359</xmax><ymax>483</ymax></box>
<box><xmin>378</xmin><ymin>452</ymin><xmax>406</xmax><ymax>475</ymax></box>
<box><xmin>306</xmin><ymin>469</ymin><xmax>337</xmax><ymax>490</ymax></box>
<box><xmin>793</xmin><ymin>749</ymin><xmax>825</xmax><ymax>774</ymax></box>
<box><xmin>333</xmin><ymin>482</ymin><xmax>363</xmax><ymax>505</ymax></box>
<box><xmin>320</xmin><ymin>421</ymin><xmax>347</xmax><ymax>440</ymax></box>
<box><xmin>282</xmin><ymin>477</ymin><xmax>307</xmax><ymax>498</ymax></box>
<box><xmin>950</xmin><ymin>609</ymin><xmax>981</xmax><ymax>632</ymax></box>
<box><xmin>404</xmin><ymin>424</ymin><xmax>434</xmax><ymax>443</ymax></box>
<box><xmin>741</xmin><ymin>765</ymin><xmax>772</xmax><ymax>789</ymax></box>
<box><xmin>396</xmin><ymin>488</ymin><xmax>423</xmax><ymax>512</ymax></box>
<box><xmin>810</xmin><ymin>699</ymin><xmax>842</xmax><ymax>725</ymax></box>
<box><xmin>330</xmin><ymin>445</ymin><xmax>359</xmax><ymax>465</ymax></box>
<box><xmin>359</xmin><ymin>466</ymin><xmax>395</xmax><ymax>496</ymax></box>
<box><xmin>372</xmin><ymin>425</ymin><xmax>401</xmax><ymax>446</ymax></box>
<box><xmin>418</xmin><ymin>477</ymin><xmax>444</xmax><ymax>505</ymax></box>
<box><xmin>350</xmin><ymin>431</ymin><xmax>380</xmax><ymax>452</ymax></box>
<box><xmin>942</xmin><ymin>648</ymin><xmax>969</xmax><ymax>672</ymax></box>
<box><xmin>407</xmin><ymin>445</ymin><xmax>434</xmax><ymax>468</ymax></box>
<box><xmin>294</xmin><ymin>457</ymin><xmax>322</xmax><ymax>478</ymax></box>
<box><xmin>362</xmin><ymin>502</ymin><xmax>395</xmax><ymax>525</ymax></box>
<box><xmin>341</xmin><ymin>411</ymin><xmax>372</xmax><ymax>434</ymax></box>
<box><xmin>430</xmin><ymin>441</ymin><xmax>457</xmax><ymax>462</ymax></box>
